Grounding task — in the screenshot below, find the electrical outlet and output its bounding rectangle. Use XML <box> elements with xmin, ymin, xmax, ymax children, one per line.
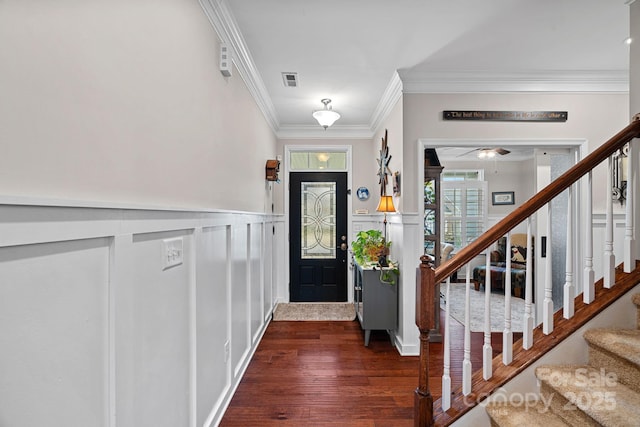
<box><xmin>162</xmin><ymin>237</ymin><xmax>183</xmax><ymax>270</ymax></box>
<box><xmin>224</xmin><ymin>340</ymin><xmax>230</xmax><ymax>362</ymax></box>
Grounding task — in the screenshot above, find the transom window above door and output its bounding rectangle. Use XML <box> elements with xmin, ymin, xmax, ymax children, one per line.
<box><xmin>289</xmin><ymin>151</ymin><xmax>347</xmax><ymax>171</ymax></box>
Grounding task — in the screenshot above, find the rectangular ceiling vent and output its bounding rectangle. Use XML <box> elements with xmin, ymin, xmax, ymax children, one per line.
<box><xmin>282</xmin><ymin>72</ymin><xmax>298</xmax><ymax>88</ymax></box>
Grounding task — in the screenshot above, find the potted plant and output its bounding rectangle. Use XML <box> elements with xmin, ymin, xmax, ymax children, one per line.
<box><xmin>351</xmin><ymin>229</ymin><xmax>388</xmax><ymax>266</ymax></box>
<box><xmin>351</xmin><ymin>230</ymin><xmax>399</xmax><ymax>284</ymax></box>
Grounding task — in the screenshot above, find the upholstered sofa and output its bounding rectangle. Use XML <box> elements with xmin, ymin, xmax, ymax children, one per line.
<box><xmin>472</xmin><ymin>233</ymin><xmax>533</xmax><ymax>299</ymax></box>
<box><xmin>441</xmin><ymin>242</ymin><xmax>455</xmax><ymax>264</ymax></box>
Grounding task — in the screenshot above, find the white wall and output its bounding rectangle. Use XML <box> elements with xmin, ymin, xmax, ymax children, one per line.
<box><xmin>0</xmin><ymin>0</ymin><xmax>277</xmax><ymax>213</ymax></box>
<box><xmin>0</xmin><ymin>3</ymin><xmax>282</xmax><ymax>424</ymax></box>
<box><xmin>0</xmin><ymin>202</ymin><xmax>281</xmax><ymax>427</ymax></box>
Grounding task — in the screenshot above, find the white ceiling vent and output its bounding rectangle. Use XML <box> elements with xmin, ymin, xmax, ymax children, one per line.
<box><xmin>282</xmin><ymin>72</ymin><xmax>298</xmax><ymax>87</ymax></box>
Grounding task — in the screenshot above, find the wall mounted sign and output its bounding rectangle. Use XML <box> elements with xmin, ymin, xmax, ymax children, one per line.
<box><xmin>443</xmin><ymin>110</ymin><xmax>568</xmax><ymax>122</ymax></box>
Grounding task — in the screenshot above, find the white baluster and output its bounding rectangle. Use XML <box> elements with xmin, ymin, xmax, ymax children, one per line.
<box><xmin>625</xmin><ymin>142</ymin><xmax>636</xmax><ymax>273</ymax></box>
<box><xmin>523</xmin><ymin>218</ymin><xmax>534</xmax><ymax>350</ymax></box>
<box><xmin>503</xmin><ymin>233</ymin><xmax>512</xmax><ymax>365</ymax></box>
<box><xmin>584</xmin><ymin>171</ymin><xmax>595</xmax><ymax>303</ymax></box>
<box><xmin>442</xmin><ymin>277</ymin><xmax>451</xmax><ymax>411</ymax></box>
<box><xmin>483</xmin><ymin>248</ymin><xmax>492</xmax><ymax>380</ymax></box>
<box><xmin>604</xmin><ymin>157</ymin><xmax>615</xmax><ymax>288</ymax></box>
<box><xmin>543</xmin><ymin>203</ymin><xmax>554</xmax><ymax>335</ymax></box>
<box><xmin>462</xmin><ymin>264</ymin><xmax>472</xmax><ymax>395</ymax></box>
<box><xmin>564</xmin><ymin>185</ymin><xmax>575</xmax><ymax>318</ymax></box>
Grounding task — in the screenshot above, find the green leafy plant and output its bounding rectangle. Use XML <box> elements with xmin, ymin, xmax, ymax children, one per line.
<box><xmin>376</xmin><ymin>264</ymin><xmax>399</xmax><ymax>285</ymax></box>
<box><xmin>351</xmin><ymin>230</ymin><xmax>399</xmax><ymax>284</ymax></box>
<box><xmin>351</xmin><ymin>229</ymin><xmax>389</xmax><ymax>266</ymax></box>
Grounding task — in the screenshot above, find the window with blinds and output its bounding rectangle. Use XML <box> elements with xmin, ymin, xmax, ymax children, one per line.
<box><xmin>442</xmin><ymin>171</ymin><xmax>487</xmax><ymax>250</ymax></box>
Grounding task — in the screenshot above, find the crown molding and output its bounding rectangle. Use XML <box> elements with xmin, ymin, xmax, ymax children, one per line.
<box><xmin>198</xmin><ymin>0</ymin><xmax>279</xmax><ymax>132</ymax></box>
<box><xmin>369</xmin><ymin>71</ymin><xmax>403</xmax><ymax>134</ymax></box>
<box><xmin>276</xmin><ymin>125</ymin><xmax>374</xmax><ymax>140</ymax></box>
<box><xmin>398</xmin><ymin>70</ymin><xmax>629</xmax><ymax>93</ymax></box>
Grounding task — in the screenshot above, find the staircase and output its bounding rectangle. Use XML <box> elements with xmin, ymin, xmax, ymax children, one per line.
<box><xmin>485</xmin><ymin>293</ymin><xmax>640</xmax><ymax>426</ymax></box>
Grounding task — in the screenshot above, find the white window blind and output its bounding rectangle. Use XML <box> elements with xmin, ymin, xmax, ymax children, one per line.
<box><xmin>442</xmin><ymin>171</ymin><xmax>488</xmax><ymax>250</ymax></box>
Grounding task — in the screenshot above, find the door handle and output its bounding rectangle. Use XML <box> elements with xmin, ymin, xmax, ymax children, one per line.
<box><xmin>338</xmin><ymin>243</ymin><xmax>348</xmax><ymax>251</ymax></box>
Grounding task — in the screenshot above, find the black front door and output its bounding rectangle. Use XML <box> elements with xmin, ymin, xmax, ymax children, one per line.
<box><xmin>289</xmin><ymin>172</ymin><xmax>348</xmax><ymax>302</ymax></box>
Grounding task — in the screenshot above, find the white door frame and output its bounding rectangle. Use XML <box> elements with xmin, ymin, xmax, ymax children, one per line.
<box><xmin>283</xmin><ymin>145</ymin><xmax>354</xmax><ymax>303</ymax></box>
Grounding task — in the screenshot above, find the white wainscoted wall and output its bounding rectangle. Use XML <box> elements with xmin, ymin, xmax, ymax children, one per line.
<box><xmin>0</xmin><ymin>199</ymin><xmax>285</xmax><ymax>427</ymax></box>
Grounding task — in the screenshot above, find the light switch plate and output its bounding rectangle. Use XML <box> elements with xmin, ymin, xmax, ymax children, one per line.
<box><xmin>162</xmin><ymin>237</ymin><xmax>183</xmax><ymax>270</ymax></box>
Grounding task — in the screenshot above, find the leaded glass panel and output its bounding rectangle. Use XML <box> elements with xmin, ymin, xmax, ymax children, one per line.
<box><xmin>301</xmin><ymin>182</ymin><xmax>336</xmax><ymax>259</ymax></box>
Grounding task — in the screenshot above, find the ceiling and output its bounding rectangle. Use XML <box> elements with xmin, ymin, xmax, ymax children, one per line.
<box><xmin>207</xmin><ymin>0</ymin><xmax>631</xmax><ymax>139</ymax></box>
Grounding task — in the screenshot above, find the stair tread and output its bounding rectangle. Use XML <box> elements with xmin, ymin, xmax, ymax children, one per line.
<box><xmin>485</xmin><ymin>399</ymin><xmax>571</xmax><ymax>427</ymax></box>
<box><xmin>583</xmin><ymin>328</ymin><xmax>640</xmax><ymax>366</ymax></box>
<box><xmin>536</xmin><ymin>364</ymin><xmax>640</xmax><ymax>426</ymax></box>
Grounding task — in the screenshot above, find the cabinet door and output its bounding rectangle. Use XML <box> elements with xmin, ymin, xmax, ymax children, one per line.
<box><xmin>361</xmin><ymin>269</ymin><xmax>397</xmax><ymax>330</ymax></box>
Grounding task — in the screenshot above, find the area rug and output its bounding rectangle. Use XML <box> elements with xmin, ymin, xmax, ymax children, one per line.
<box><xmin>272</xmin><ymin>302</ymin><xmax>356</xmax><ymax>321</ymax></box>
<box><xmin>440</xmin><ymin>283</ymin><xmax>533</xmax><ymax>333</ymax></box>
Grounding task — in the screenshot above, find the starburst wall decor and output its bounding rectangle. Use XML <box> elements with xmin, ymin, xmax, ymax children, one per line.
<box><xmin>377</xmin><ymin>129</ymin><xmax>392</xmax><ymax>196</ymax></box>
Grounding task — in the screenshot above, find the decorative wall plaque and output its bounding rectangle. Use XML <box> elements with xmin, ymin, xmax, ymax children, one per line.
<box><xmin>443</xmin><ymin>110</ymin><xmax>568</xmax><ymax>122</ymax></box>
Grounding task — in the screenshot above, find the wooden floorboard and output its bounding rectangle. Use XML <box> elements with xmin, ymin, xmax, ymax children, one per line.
<box><xmin>220</xmin><ymin>310</ymin><xmax>520</xmax><ymax>426</ymax></box>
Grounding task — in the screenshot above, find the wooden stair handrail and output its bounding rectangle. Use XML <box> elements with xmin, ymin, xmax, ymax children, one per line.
<box><xmin>436</xmin><ymin>116</ymin><xmax>640</xmax><ymax>283</ymax></box>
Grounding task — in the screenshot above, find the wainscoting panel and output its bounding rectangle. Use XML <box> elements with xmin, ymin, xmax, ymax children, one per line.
<box><xmin>196</xmin><ymin>225</ymin><xmax>230</xmax><ymax>427</ymax></box>
<box><xmin>263</xmin><ymin>223</ymin><xmax>274</xmax><ymax>322</ymax></box>
<box><xmin>0</xmin><ymin>237</ymin><xmax>111</xmax><ymax>427</ymax></box>
<box><xmin>0</xmin><ymin>201</ymin><xmax>280</xmax><ymax>427</ymax></box>
<box><xmin>128</xmin><ymin>230</ymin><xmax>192</xmax><ymax>427</ymax></box>
<box><xmin>250</xmin><ymin>222</ymin><xmax>263</xmax><ymax>343</ymax></box>
<box><xmin>230</xmin><ymin>224</ymin><xmax>250</xmax><ymax>380</ymax></box>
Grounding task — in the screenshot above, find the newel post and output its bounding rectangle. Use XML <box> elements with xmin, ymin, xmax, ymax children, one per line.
<box><xmin>415</xmin><ymin>255</ymin><xmax>436</xmax><ymax>427</ymax></box>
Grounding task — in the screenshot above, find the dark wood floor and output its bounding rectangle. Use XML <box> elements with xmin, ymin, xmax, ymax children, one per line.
<box><xmin>220</xmin><ymin>312</ymin><xmax>520</xmax><ymax>426</ymax></box>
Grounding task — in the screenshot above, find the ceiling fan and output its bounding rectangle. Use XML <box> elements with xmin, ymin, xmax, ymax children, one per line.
<box><xmin>457</xmin><ymin>147</ymin><xmax>511</xmax><ymax>158</ymax></box>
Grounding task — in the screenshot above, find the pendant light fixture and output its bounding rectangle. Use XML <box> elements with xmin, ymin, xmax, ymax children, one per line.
<box><xmin>312</xmin><ymin>98</ymin><xmax>341</xmax><ymax>129</ymax></box>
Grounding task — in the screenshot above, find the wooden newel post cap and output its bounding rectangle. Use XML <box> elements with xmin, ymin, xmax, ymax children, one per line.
<box><xmin>420</xmin><ymin>254</ymin><xmax>435</xmax><ymax>267</ymax></box>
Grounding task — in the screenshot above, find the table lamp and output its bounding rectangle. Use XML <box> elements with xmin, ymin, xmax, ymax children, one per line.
<box><xmin>376</xmin><ymin>195</ymin><xmax>396</xmax><ymax>266</ymax></box>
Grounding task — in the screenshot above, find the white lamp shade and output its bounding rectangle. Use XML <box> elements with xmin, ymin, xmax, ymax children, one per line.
<box><xmin>313</xmin><ymin>109</ymin><xmax>341</xmax><ymax>128</ymax></box>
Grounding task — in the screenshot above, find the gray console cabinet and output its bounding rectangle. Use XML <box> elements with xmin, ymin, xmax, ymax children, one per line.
<box><xmin>353</xmin><ymin>262</ymin><xmax>398</xmax><ymax>346</ymax></box>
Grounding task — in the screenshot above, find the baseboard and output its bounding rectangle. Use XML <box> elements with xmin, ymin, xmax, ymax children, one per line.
<box><xmin>393</xmin><ymin>332</ymin><xmax>420</xmax><ymax>356</ymax></box>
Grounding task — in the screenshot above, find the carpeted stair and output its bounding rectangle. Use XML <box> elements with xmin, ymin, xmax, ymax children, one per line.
<box><xmin>485</xmin><ymin>293</ymin><xmax>640</xmax><ymax>426</ymax></box>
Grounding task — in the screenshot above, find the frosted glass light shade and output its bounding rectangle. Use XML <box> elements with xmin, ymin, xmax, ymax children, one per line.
<box><xmin>313</xmin><ymin>109</ymin><xmax>340</xmax><ymax>129</ymax></box>
<box><xmin>313</xmin><ymin>98</ymin><xmax>340</xmax><ymax>129</ymax></box>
